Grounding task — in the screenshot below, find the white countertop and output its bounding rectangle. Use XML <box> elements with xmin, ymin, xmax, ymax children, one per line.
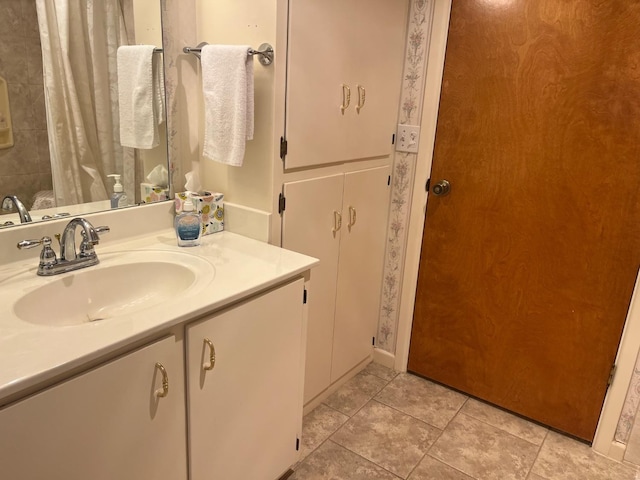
<box><xmin>0</xmin><ymin>230</ymin><xmax>318</xmax><ymax>404</ymax></box>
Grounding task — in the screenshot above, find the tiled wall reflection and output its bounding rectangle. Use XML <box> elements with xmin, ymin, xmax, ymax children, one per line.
<box><xmin>0</xmin><ymin>0</ymin><xmax>52</xmax><ymax>212</ymax></box>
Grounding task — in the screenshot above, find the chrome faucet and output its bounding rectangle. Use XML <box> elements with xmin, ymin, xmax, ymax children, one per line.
<box><xmin>17</xmin><ymin>218</ymin><xmax>110</xmax><ymax>276</ymax></box>
<box><xmin>2</xmin><ymin>195</ymin><xmax>32</xmax><ymax>223</ymax></box>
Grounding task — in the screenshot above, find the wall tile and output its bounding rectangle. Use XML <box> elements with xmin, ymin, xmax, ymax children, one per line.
<box><xmin>0</xmin><ymin>0</ymin><xmax>25</xmax><ymax>39</ymax></box>
<box><xmin>0</xmin><ymin>36</ymin><xmax>29</xmax><ymax>84</ymax></box>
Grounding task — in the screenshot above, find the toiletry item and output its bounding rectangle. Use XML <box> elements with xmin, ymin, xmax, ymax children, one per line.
<box><xmin>107</xmin><ymin>174</ymin><xmax>128</xmax><ymax>208</ymax></box>
<box><xmin>140</xmin><ymin>183</ymin><xmax>169</xmax><ymax>204</ymax></box>
<box><xmin>175</xmin><ymin>191</ymin><xmax>224</xmax><ymax>235</ymax></box>
<box><xmin>175</xmin><ymin>194</ymin><xmax>202</xmax><ymax>246</ymax></box>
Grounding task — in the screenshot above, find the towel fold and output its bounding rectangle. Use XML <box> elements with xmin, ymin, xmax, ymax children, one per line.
<box><xmin>117</xmin><ymin>45</ymin><xmax>165</xmax><ymax>149</ymax></box>
<box><xmin>201</xmin><ymin>45</ymin><xmax>254</xmax><ymax>167</ymax></box>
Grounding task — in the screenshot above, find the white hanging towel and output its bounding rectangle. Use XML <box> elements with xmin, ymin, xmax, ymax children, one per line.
<box><xmin>201</xmin><ymin>45</ymin><xmax>254</xmax><ymax>167</ymax></box>
<box><xmin>117</xmin><ymin>45</ymin><xmax>165</xmax><ymax>149</ymax></box>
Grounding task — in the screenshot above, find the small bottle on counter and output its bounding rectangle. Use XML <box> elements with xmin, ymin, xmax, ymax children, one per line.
<box><xmin>175</xmin><ymin>194</ymin><xmax>202</xmax><ymax>247</ymax></box>
<box><xmin>107</xmin><ymin>174</ymin><xmax>128</xmax><ymax>209</ymax></box>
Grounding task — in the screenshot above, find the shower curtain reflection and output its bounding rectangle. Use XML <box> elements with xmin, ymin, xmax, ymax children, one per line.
<box><xmin>36</xmin><ymin>0</ymin><xmax>137</xmax><ymax>207</ymax></box>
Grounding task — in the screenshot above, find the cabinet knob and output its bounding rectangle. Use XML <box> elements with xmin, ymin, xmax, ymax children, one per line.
<box><xmin>154</xmin><ymin>362</ymin><xmax>169</xmax><ymax>398</ymax></box>
<box><xmin>203</xmin><ymin>338</ymin><xmax>216</xmax><ymax>371</ymax></box>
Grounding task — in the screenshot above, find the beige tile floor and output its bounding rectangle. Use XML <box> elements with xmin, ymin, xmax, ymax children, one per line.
<box><xmin>291</xmin><ymin>363</ymin><xmax>640</xmax><ymax>480</ymax></box>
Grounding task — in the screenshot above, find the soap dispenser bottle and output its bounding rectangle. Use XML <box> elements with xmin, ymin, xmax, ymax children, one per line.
<box><xmin>175</xmin><ymin>194</ymin><xmax>202</xmax><ymax>247</ymax></box>
<box><xmin>107</xmin><ymin>174</ymin><xmax>128</xmax><ymax>208</ymax></box>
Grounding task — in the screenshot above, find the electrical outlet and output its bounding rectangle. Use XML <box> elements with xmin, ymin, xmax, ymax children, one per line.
<box><xmin>395</xmin><ymin>124</ymin><xmax>420</xmax><ymax>153</ymax></box>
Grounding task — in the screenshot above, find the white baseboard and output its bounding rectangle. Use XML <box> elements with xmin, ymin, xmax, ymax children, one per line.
<box><xmin>608</xmin><ymin>440</ymin><xmax>626</xmax><ymax>462</ymax></box>
<box><xmin>373</xmin><ymin>348</ymin><xmax>396</xmax><ymax>369</ymax></box>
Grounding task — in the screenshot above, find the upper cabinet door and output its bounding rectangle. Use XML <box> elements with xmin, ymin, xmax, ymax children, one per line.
<box><xmin>286</xmin><ymin>0</ymin><xmax>351</xmax><ymax>169</ymax></box>
<box><xmin>344</xmin><ymin>0</ymin><xmax>409</xmax><ymax>161</ymax></box>
<box><xmin>286</xmin><ymin>0</ymin><xmax>409</xmax><ymax>170</ymax></box>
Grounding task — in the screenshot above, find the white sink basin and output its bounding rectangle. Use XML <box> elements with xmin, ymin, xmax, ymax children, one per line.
<box><xmin>12</xmin><ymin>250</ymin><xmax>214</xmax><ymax>326</ymax></box>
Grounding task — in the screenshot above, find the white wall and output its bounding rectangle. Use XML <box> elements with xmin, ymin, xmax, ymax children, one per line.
<box><xmin>195</xmin><ymin>0</ymin><xmax>277</xmax><ymax>212</ymax></box>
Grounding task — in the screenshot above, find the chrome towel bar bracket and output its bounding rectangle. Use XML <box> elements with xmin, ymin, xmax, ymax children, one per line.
<box><xmin>183</xmin><ymin>42</ymin><xmax>274</xmax><ymax>66</ymax></box>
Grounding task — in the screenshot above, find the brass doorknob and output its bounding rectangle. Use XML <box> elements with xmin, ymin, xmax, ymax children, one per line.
<box><xmin>432</xmin><ymin>180</ymin><xmax>451</xmax><ymax>196</ymax></box>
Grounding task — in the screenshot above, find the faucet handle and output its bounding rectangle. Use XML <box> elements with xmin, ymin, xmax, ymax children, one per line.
<box><xmin>17</xmin><ymin>237</ymin><xmax>48</xmax><ymax>250</ymax></box>
<box><xmin>17</xmin><ymin>237</ymin><xmax>57</xmax><ymax>268</ymax></box>
<box><xmin>80</xmin><ymin>226</ymin><xmax>109</xmax><ymax>257</ymax></box>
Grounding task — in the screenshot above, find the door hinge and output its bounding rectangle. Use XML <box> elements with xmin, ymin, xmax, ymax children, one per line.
<box><xmin>278</xmin><ymin>193</ymin><xmax>286</xmax><ymax>214</ymax></box>
<box><xmin>280</xmin><ymin>136</ymin><xmax>288</xmax><ymax>160</ymax></box>
<box><xmin>387</xmin><ymin>175</ymin><xmax>391</xmax><ymax>186</ymax></box>
<box><xmin>608</xmin><ymin>364</ymin><xmax>617</xmax><ymax>387</ymax></box>
<box><xmin>295</xmin><ymin>437</ymin><xmax>300</xmax><ymax>451</ymax></box>
<box><xmin>372</xmin><ymin>336</ymin><xmax>376</xmax><ymax>346</ymax></box>
<box><xmin>303</xmin><ymin>288</ymin><xmax>308</xmax><ymax>304</ymax></box>
<box><xmin>425</xmin><ymin>178</ymin><xmax>431</xmax><ymax>192</ymax></box>
<box><xmin>392</xmin><ymin>133</ymin><xmax>396</xmax><ymax>145</ymax></box>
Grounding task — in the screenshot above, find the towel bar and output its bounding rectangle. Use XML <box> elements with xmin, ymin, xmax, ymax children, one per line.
<box><xmin>183</xmin><ymin>42</ymin><xmax>274</xmax><ymax>66</ymax></box>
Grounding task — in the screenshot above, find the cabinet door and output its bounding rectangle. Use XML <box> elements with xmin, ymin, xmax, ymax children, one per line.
<box><xmin>0</xmin><ymin>336</ymin><xmax>187</xmax><ymax>480</ymax></box>
<box><xmin>187</xmin><ymin>279</ymin><xmax>305</xmax><ymax>480</ymax></box>
<box><xmin>332</xmin><ymin>166</ymin><xmax>391</xmax><ymax>382</ymax></box>
<box><xmin>282</xmin><ymin>174</ymin><xmax>344</xmax><ymax>403</ymax></box>
<box><xmin>286</xmin><ymin>0</ymin><xmax>408</xmax><ymax>169</ymax></box>
<box><xmin>345</xmin><ymin>0</ymin><xmax>409</xmax><ymax>161</ymax></box>
<box><xmin>286</xmin><ymin>0</ymin><xmax>350</xmax><ymax>169</ymax></box>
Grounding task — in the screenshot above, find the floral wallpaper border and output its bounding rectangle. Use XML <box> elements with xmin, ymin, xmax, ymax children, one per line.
<box><xmin>377</xmin><ymin>0</ymin><xmax>435</xmax><ymax>353</ymax></box>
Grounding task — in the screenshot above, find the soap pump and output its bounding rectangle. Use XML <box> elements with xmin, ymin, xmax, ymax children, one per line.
<box><xmin>175</xmin><ymin>194</ymin><xmax>202</xmax><ymax>247</ymax></box>
<box><xmin>107</xmin><ymin>174</ymin><xmax>128</xmax><ymax>209</ymax></box>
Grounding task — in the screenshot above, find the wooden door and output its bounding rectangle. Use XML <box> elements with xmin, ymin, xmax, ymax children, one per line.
<box><xmin>0</xmin><ymin>336</ymin><xmax>187</xmax><ymax>480</ymax></box>
<box><xmin>282</xmin><ymin>174</ymin><xmax>344</xmax><ymax>402</ymax></box>
<box><xmin>408</xmin><ymin>0</ymin><xmax>640</xmax><ymax>441</ymax></box>
<box><xmin>186</xmin><ymin>280</ymin><xmax>304</xmax><ymax>480</ymax></box>
<box><xmin>332</xmin><ymin>166</ymin><xmax>391</xmax><ymax>382</ymax></box>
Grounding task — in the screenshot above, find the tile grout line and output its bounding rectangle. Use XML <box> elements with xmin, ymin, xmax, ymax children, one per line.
<box><xmin>525</xmin><ymin>429</ymin><xmax>550</xmax><ymax>480</ymax></box>
<box><xmin>422</xmin><ymin>397</ymin><xmax>482</xmax><ymax>480</ymax></box>
<box><xmin>295</xmin><ymin>369</ymin><xmax>398</xmax><ymax>470</ymax></box>
<box><xmin>455</xmin><ymin>408</ymin><xmax>547</xmax><ymax>448</ymax></box>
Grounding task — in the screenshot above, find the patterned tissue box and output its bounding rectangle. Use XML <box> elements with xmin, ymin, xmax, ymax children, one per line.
<box><xmin>175</xmin><ymin>191</ymin><xmax>224</xmax><ymax>236</ymax></box>
<box><xmin>140</xmin><ymin>183</ymin><xmax>170</xmax><ymax>204</ymax></box>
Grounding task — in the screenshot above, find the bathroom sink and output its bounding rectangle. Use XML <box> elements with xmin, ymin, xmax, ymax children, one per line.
<box><xmin>12</xmin><ymin>250</ymin><xmax>214</xmax><ymax>326</ymax></box>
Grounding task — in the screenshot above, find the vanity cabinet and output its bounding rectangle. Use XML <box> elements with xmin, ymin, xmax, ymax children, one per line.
<box><xmin>282</xmin><ymin>167</ymin><xmax>390</xmax><ymax>403</ymax></box>
<box><xmin>285</xmin><ymin>0</ymin><xmax>408</xmax><ymax>170</ymax></box>
<box><xmin>0</xmin><ymin>336</ymin><xmax>187</xmax><ymax>480</ymax></box>
<box><xmin>186</xmin><ymin>278</ymin><xmax>306</xmax><ymax>480</ymax></box>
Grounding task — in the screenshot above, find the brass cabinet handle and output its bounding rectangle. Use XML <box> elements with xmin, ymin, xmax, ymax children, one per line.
<box><xmin>348</xmin><ymin>206</ymin><xmax>357</xmax><ymax>229</ymax></box>
<box><xmin>356</xmin><ymin>85</ymin><xmax>366</xmax><ymax>114</ymax></box>
<box><xmin>340</xmin><ymin>84</ymin><xmax>351</xmax><ymax>115</ymax></box>
<box><xmin>154</xmin><ymin>362</ymin><xmax>169</xmax><ymax>398</ymax></box>
<box><xmin>332</xmin><ymin>211</ymin><xmax>342</xmax><ymax>233</ymax></box>
<box><xmin>203</xmin><ymin>338</ymin><xmax>216</xmax><ymax>371</ymax></box>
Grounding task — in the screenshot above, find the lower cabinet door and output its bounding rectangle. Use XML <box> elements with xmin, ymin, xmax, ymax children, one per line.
<box><xmin>0</xmin><ymin>336</ymin><xmax>187</xmax><ymax>480</ymax></box>
<box><xmin>331</xmin><ymin>166</ymin><xmax>391</xmax><ymax>381</ymax></box>
<box><xmin>187</xmin><ymin>279</ymin><xmax>305</xmax><ymax>480</ymax></box>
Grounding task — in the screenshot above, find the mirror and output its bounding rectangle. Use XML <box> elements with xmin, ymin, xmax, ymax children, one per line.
<box><xmin>0</xmin><ymin>0</ymin><xmax>169</xmax><ymax>229</ymax></box>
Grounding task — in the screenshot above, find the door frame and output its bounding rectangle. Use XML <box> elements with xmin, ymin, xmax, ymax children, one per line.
<box><xmin>394</xmin><ymin>0</ymin><xmax>640</xmax><ymax>460</ymax></box>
